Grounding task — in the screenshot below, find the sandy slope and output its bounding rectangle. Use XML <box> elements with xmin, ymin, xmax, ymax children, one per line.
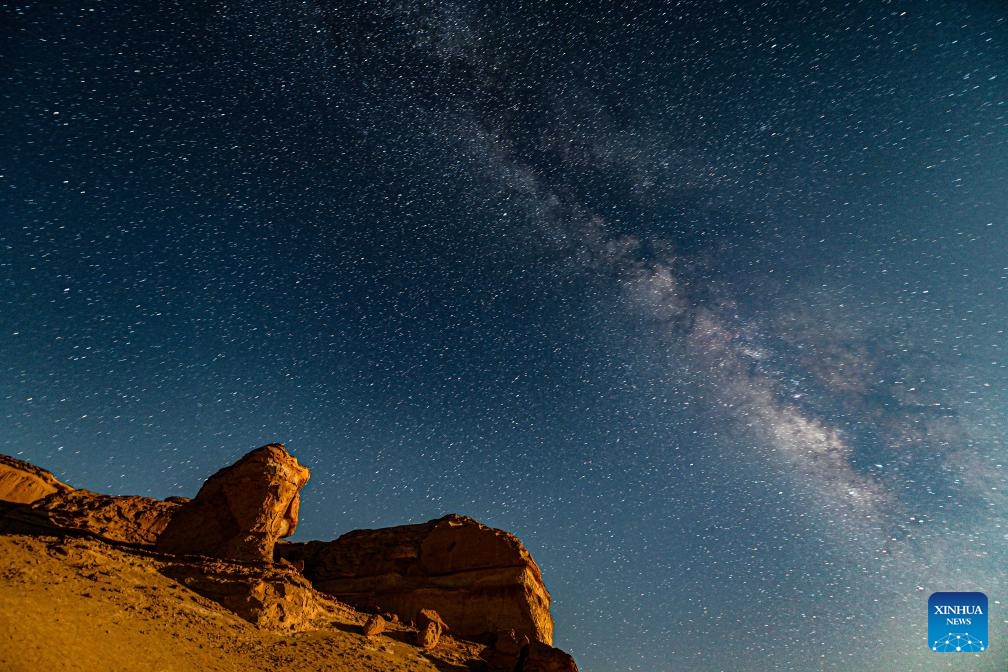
<box><xmin>0</xmin><ymin>534</ymin><xmax>482</xmax><ymax>672</ymax></box>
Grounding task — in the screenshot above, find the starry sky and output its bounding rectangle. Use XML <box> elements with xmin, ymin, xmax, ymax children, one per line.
<box><xmin>3</xmin><ymin>1</ymin><xmax>1008</xmax><ymax>670</ymax></box>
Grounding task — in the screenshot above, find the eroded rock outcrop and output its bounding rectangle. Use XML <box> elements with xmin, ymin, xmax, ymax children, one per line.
<box><xmin>1</xmin><ymin>448</ymin><xmax>580</xmax><ymax>670</ymax></box>
<box><xmin>31</xmin><ymin>490</ymin><xmax>181</xmax><ymax>545</ymax></box>
<box><xmin>0</xmin><ymin>454</ymin><xmax>73</xmax><ymax>504</ymax></box>
<box><xmin>277</xmin><ymin>514</ymin><xmax>555</xmax><ymax>644</ymax></box>
<box><xmin>480</xmin><ymin>632</ymin><xmax>580</xmax><ymax>672</ymax></box>
<box><xmin>0</xmin><ymin>455</ymin><xmax>178</xmax><ymax>544</ymax></box>
<box><xmin>157</xmin><ymin>444</ymin><xmax>309</xmax><ymax>563</ymax></box>
<box><xmin>160</xmin><ymin>560</ymin><xmax>326</xmax><ymax>632</ymax></box>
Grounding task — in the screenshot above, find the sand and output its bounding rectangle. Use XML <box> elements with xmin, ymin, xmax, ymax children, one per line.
<box><xmin>0</xmin><ymin>533</ymin><xmax>484</xmax><ymax>672</ymax></box>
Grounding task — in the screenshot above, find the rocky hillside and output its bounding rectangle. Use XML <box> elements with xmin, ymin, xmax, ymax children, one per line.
<box><xmin>0</xmin><ymin>446</ymin><xmax>579</xmax><ymax>672</ymax></box>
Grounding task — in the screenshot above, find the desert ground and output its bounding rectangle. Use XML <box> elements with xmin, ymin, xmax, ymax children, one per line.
<box><xmin>0</xmin><ymin>532</ymin><xmax>484</xmax><ymax>672</ymax></box>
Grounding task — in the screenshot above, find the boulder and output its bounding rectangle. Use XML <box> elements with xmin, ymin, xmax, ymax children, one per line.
<box><xmin>0</xmin><ymin>454</ymin><xmax>72</xmax><ymax>504</ymax></box>
<box><xmin>482</xmin><ymin>637</ymin><xmax>580</xmax><ymax>672</ymax></box>
<box><xmin>277</xmin><ymin>514</ymin><xmax>554</xmax><ymax>644</ymax></box>
<box><xmin>157</xmin><ymin>444</ymin><xmax>309</xmax><ymax>563</ymax></box>
<box><xmin>362</xmin><ymin>613</ymin><xmax>386</xmax><ymax>637</ymax></box>
<box><xmin>416</xmin><ymin>608</ymin><xmax>448</xmax><ymax>632</ymax></box>
<box><xmin>418</xmin><ymin>621</ymin><xmax>441</xmax><ymax>650</ymax></box>
<box><xmin>416</xmin><ymin>608</ymin><xmax>446</xmax><ymax>649</ymax></box>
<box><xmin>0</xmin><ymin>454</ymin><xmax>178</xmax><ymax>545</ymax></box>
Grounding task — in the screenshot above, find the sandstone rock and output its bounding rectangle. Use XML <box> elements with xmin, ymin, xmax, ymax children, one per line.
<box><xmin>482</xmin><ymin>639</ymin><xmax>580</xmax><ymax>672</ymax></box>
<box><xmin>522</xmin><ymin>642</ymin><xmax>580</xmax><ymax>672</ymax></box>
<box><xmin>494</xmin><ymin>629</ymin><xmax>529</xmax><ymax>657</ymax></box>
<box><xmin>157</xmin><ymin>444</ymin><xmax>309</xmax><ymax>563</ymax></box>
<box><xmin>277</xmin><ymin>514</ymin><xmax>554</xmax><ymax>644</ymax></box>
<box><xmin>417</xmin><ymin>621</ymin><xmax>442</xmax><ymax>650</ymax></box>
<box><xmin>481</xmin><ymin>630</ymin><xmax>530</xmax><ymax>671</ymax></box>
<box><xmin>415</xmin><ymin>609</ymin><xmax>448</xmax><ymax>651</ymax></box>
<box><xmin>0</xmin><ymin>454</ymin><xmax>73</xmax><ymax>504</ymax></box>
<box><xmin>161</xmin><ymin>561</ymin><xmax>324</xmax><ymax>632</ymax></box>
<box><xmin>31</xmin><ymin>489</ymin><xmax>180</xmax><ymax>545</ymax></box>
<box><xmin>362</xmin><ymin>613</ymin><xmax>386</xmax><ymax>637</ymax></box>
<box><xmin>416</xmin><ymin>608</ymin><xmax>447</xmax><ymax>633</ymax></box>
<box><xmin>0</xmin><ymin>450</ymin><xmax>582</xmax><ymax>672</ymax></box>
<box><xmin>417</xmin><ymin>608</ymin><xmax>449</xmax><ymax>648</ymax></box>
<box><xmin>0</xmin><ymin>459</ymin><xmax>178</xmax><ymax>545</ymax></box>
<box><xmin>277</xmin><ymin>556</ymin><xmax>305</xmax><ymax>572</ymax></box>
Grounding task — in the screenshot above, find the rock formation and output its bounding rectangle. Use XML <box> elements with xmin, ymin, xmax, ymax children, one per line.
<box><xmin>416</xmin><ymin>608</ymin><xmax>447</xmax><ymax>632</ymax></box>
<box><xmin>0</xmin><ymin>455</ymin><xmax>177</xmax><ymax>544</ymax></box>
<box><xmin>1</xmin><ymin>448</ymin><xmax>581</xmax><ymax>670</ymax></box>
<box><xmin>521</xmin><ymin>642</ymin><xmax>581</xmax><ymax>672</ymax></box>
<box><xmin>160</xmin><ymin>560</ymin><xmax>326</xmax><ymax>632</ymax></box>
<box><xmin>277</xmin><ymin>514</ymin><xmax>555</xmax><ymax>644</ymax></box>
<box><xmin>0</xmin><ymin>454</ymin><xmax>72</xmax><ymax>504</ymax></box>
<box><xmin>157</xmin><ymin>444</ymin><xmax>309</xmax><ymax>563</ymax></box>
<box><xmin>28</xmin><ymin>489</ymin><xmax>180</xmax><ymax>545</ymax></box>
<box><xmin>418</xmin><ymin>621</ymin><xmax>441</xmax><ymax>649</ymax></box>
<box><xmin>481</xmin><ymin>632</ymin><xmax>580</xmax><ymax>672</ymax></box>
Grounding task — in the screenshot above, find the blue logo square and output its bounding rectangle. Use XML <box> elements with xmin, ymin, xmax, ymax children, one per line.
<box><xmin>929</xmin><ymin>592</ymin><xmax>988</xmax><ymax>652</ymax></box>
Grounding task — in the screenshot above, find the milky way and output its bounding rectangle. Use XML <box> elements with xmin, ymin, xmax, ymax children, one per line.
<box><xmin>3</xmin><ymin>2</ymin><xmax>1007</xmax><ymax>670</ymax></box>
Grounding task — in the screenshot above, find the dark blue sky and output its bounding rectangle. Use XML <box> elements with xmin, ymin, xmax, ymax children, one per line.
<box><xmin>3</xmin><ymin>2</ymin><xmax>1007</xmax><ymax>670</ymax></box>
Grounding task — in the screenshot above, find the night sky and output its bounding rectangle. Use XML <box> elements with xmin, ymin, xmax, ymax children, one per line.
<box><xmin>3</xmin><ymin>2</ymin><xmax>1007</xmax><ymax>670</ymax></box>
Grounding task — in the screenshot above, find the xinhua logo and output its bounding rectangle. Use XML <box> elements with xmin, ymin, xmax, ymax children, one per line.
<box><xmin>929</xmin><ymin>592</ymin><xmax>988</xmax><ymax>653</ymax></box>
